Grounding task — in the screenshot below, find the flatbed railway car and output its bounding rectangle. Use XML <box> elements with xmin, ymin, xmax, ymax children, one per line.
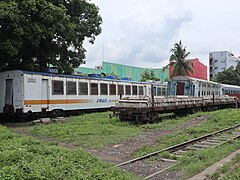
<box><xmin>111</xmin><ymin>76</ymin><xmax>240</xmax><ymax>123</ymax></box>
<box><xmin>0</xmin><ymin>70</ymin><xmax>167</xmax><ymax>120</ymax></box>
<box><xmin>112</xmin><ymin>95</ymin><xmax>238</xmax><ymax>123</ymax></box>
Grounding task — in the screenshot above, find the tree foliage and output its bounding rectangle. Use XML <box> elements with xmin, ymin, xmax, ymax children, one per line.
<box><xmin>0</xmin><ymin>0</ymin><xmax>102</xmax><ymax>73</ymax></box>
<box><xmin>164</xmin><ymin>40</ymin><xmax>193</xmax><ymax>77</ymax></box>
<box><xmin>212</xmin><ymin>62</ymin><xmax>240</xmax><ymax>86</ymax></box>
<box><xmin>141</xmin><ymin>70</ymin><xmax>160</xmax><ymax>82</ymax></box>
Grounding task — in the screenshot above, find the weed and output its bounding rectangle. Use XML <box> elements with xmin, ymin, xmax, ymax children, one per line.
<box><xmin>0</xmin><ymin>125</ymin><xmax>137</xmax><ymax>179</ymax></box>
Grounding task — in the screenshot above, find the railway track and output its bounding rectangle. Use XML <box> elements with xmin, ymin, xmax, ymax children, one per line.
<box><xmin>116</xmin><ymin>123</ymin><xmax>240</xmax><ymax>179</ymax></box>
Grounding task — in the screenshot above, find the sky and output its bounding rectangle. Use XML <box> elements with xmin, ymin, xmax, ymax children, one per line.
<box><xmin>83</xmin><ymin>0</ymin><xmax>240</xmax><ymax>69</ymax></box>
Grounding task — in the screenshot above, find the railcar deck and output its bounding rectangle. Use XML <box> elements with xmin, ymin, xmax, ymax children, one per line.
<box><xmin>111</xmin><ymin>96</ymin><xmax>239</xmax><ymax>123</ymax></box>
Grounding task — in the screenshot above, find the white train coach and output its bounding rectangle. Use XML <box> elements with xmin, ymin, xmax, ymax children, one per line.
<box><xmin>0</xmin><ymin>70</ymin><xmax>167</xmax><ymax>119</ymax></box>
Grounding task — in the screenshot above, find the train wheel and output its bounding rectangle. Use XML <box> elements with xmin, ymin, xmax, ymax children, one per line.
<box><xmin>51</xmin><ymin>109</ymin><xmax>65</xmax><ymax>118</ymax></box>
<box><xmin>146</xmin><ymin>112</ymin><xmax>159</xmax><ymax>123</ymax></box>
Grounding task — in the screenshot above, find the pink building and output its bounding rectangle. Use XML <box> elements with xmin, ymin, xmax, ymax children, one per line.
<box><xmin>170</xmin><ymin>58</ymin><xmax>207</xmax><ymax>80</ymax></box>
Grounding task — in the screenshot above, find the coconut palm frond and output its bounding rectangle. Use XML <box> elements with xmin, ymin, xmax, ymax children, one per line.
<box><xmin>169</xmin><ymin>40</ymin><xmax>193</xmax><ymax>77</ymax></box>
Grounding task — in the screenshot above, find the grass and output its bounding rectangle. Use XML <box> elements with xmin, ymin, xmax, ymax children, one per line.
<box><xmin>23</xmin><ymin>109</ymin><xmax>240</xmax><ymax>179</ymax></box>
<box><xmin>158</xmin><ymin>109</ymin><xmax>240</xmax><ymax>146</ymax></box>
<box><xmin>30</xmin><ymin>112</ymin><xmax>204</xmax><ymax>148</ymax></box>
<box><xmin>141</xmin><ymin>112</ymin><xmax>208</xmax><ymax>130</ymax></box>
<box><xmin>177</xmin><ymin>140</ymin><xmax>240</xmax><ymax>179</ymax></box>
<box><xmin>29</xmin><ymin>111</ymin><xmax>211</xmax><ymax>149</ymax></box>
<box><xmin>0</xmin><ymin>125</ymin><xmax>136</xmax><ymax>179</ymax></box>
<box><xmin>210</xmin><ymin>152</ymin><xmax>240</xmax><ymax>180</ymax></box>
<box><xmin>134</xmin><ymin>109</ymin><xmax>240</xmax><ymax>157</ymax></box>
<box><xmin>30</xmin><ymin>112</ymin><xmax>141</xmax><ymax>148</ymax></box>
<box><xmin>132</xmin><ymin>109</ymin><xmax>240</xmax><ymax>179</ymax></box>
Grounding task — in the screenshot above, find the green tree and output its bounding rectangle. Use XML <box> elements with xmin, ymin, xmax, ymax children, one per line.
<box><xmin>0</xmin><ymin>0</ymin><xmax>102</xmax><ymax>73</ymax></box>
<box><xmin>164</xmin><ymin>40</ymin><xmax>193</xmax><ymax>77</ymax></box>
<box><xmin>141</xmin><ymin>70</ymin><xmax>160</xmax><ymax>82</ymax></box>
<box><xmin>212</xmin><ymin>65</ymin><xmax>240</xmax><ymax>86</ymax></box>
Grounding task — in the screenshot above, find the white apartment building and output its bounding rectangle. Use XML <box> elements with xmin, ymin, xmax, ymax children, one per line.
<box><xmin>209</xmin><ymin>51</ymin><xmax>239</xmax><ymax>80</ymax></box>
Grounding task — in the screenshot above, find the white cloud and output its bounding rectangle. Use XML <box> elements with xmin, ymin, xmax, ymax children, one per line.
<box><xmin>83</xmin><ymin>0</ymin><xmax>240</xmax><ymax>70</ymax></box>
<box><xmin>83</xmin><ymin>0</ymin><xmax>193</xmax><ymax>68</ymax></box>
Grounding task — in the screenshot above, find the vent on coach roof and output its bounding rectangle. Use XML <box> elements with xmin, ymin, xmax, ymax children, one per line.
<box><xmin>44</xmin><ymin>67</ymin><xmax>58</xmax><ymax>73</ymax></box>
<box><xmin>106</xmin><ymin>75</ymin><xmax>117</xmax><ymax>79</ymax></box>
<box><xmin>88</xmin><ymin>74</ymin><xmax>102</xmax><ymax>78</ymax></box>
<box><xmin>121</xmin><ymin>77</ymin><xmax>131</xmax><ymax>80</ymax></box>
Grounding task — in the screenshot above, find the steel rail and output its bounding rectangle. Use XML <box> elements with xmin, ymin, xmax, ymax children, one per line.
<box><xmin>116</xmin><ymin>123</ymin><xmax>240</xmax><ymax>167</ymax></box>
<box><xmin>143</xmin><ymin>132</ymin><xmax>240</xmax><ymax>179</ymax></box>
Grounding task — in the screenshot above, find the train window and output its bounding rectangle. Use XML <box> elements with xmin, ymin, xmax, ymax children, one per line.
<box><xmin>79</xmin><ymin>82</ymin><xmax>88</xmax><ymax>95</ymax></box>
<box><xmin>139</xmin><ymin>86</ymin><xmax>144</xmax><ymax>95</ymax></box>
<box><xmin>125</xmin><ymin>85</ymin><xmax>131</xmax><ymax>95</ymax></box>
<box><xmin>90</xmin><ymin>83</ymin><xmax>98</xmax><ymax>95</ymax></box>
<box><xmin>52</xmin><ymin>80</ymin><xmax>64</xmax><ymax>95</ymax></box>
<box><xmin>157</xmin><ymin>88</ymin><xmax>162</xmax><ymax>96</ymax></box>
<box><xmin>132</xmin><ymin>85</ymin><xmax>137</xmax><ymax>95</ymax></box>
<box><xmin>162</xmin><ymin>88</ymin><xmax>166</xmax><ymax>95</ymax></box>
<box><xmin>66</xmin><ymin>81</ymin><xmax>77</xmax><ymax>95</ymax></box>
<box><xmin>118</xmin><ymin>85</ymin><xmax>124</xmax><ymax>95</ymax></box>
<box><xmin>100</xmin><ymin>83</ymin><xmax>108</xmax><ymax>95</ymax></box>
<box><xmin>110</xmin><ymin>84</ymin><xmax>116</xmax><ymax>95</ymax></box>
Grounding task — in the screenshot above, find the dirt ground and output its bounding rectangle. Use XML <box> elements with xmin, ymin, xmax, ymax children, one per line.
<box><xmin>90</xmin><ymin>115</ymin><xmax>209</xmax><ymax>164</ymax></box>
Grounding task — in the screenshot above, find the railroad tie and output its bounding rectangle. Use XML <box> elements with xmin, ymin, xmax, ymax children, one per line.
<box><xmin>199</xmin><ymin>141</ymin><xmax>219</xmax><ymax>145</ymax></box>
<box><xmin>186</xmin><ymin>147</ymin><xmax>204</xmax><ymax>151</ymax></box>
<box><xmin>219</xmin><ymin>134</ymin><xmax>234</xmax><ymax>138</ymax></box>
<box><xmin>232</xmin><ymin>131</ymin><xmax>240</xmax><ymax>136</ymax></box>
<box><xmin>160</xmin><ymin>158</ymin><xmax>177</xmax><ymax>162</ymax></box>
<box><xmin>206</xmin><ymin>139</ymin><xmax>223</xmax><ymax>143</ymax></box>
<box><xmin>173</xmin><ymin>150</ymin><xmax>188</xmax><ymax>155</ymax></box>
<box><xmin>212</xmin><ymin>137</ymin><xmax>228</xmax><ymax>141</ymax></box>
<box><xmin>193</xmin><ymin>144</ymin><xmax>212</xmax><ymax>148</ymax></box>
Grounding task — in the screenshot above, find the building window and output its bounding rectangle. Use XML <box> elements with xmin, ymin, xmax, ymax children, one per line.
<box><xmin>125</xmin><ymin>85</ymin><xmax>131</xmax><ymax>95</ymax></box>
<box><xmin>66</xmin><ymin>81</ymin><xmax>77</xmax><ymax>95</ymax></box>
<box><xmin>110</xmin><ymin>84</ymin><xmax>116</xmax><ymax>95</ymax></box>
<box><xmin>90</xmin><ymin>83</ymin><xmax>98</xmax><ymax>95</ymax></box>
<box><xmin>79</xmin><ymin>82</ymin><xmax>88</xmax><ymax>95</ymax></box>
<box><xmin>100</xmin><ymin>83</ymin><xmax>108</xmax><ymax>95</ymax></box>
<box><xmin>118</xmin><ymin>85</ymin><xmax>124</xmax><ymax>95</ymax></box>
<box><xmin>132</xmin><ymin>85</ymin><xmax>137</xmax><ymax>95</ymax></box>
<box><xmin>52</xmin><ymin>80</ymin><xmax>64</xmax><ymax>95</ymax></box>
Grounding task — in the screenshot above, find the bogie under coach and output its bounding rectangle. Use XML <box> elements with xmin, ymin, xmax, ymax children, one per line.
<box><xmin>0</xmin><ymin>70</ymin><xmax>167</xmax><ymax>120</ymax></box>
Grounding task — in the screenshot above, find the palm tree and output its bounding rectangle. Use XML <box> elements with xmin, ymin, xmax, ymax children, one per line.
<box><xmin>165</xmin><ymin>40</ymin><xmax>194</xmax><ymax>77</ymax></box>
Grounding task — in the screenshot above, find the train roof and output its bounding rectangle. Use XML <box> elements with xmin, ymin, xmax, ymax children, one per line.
<box><xmin>171</xmin><ymin>76</ymin><xmax>220</xmax><ymax>85</ymax></box>
<box><xmin>1</xmin><ymin>70</ymin><xmax>166</xmax><ymax>85</ymax></box>
<box><xmin>221</xmin><ymin>83</ymin><xmax>240</xmax><ymax>89</ymax></box>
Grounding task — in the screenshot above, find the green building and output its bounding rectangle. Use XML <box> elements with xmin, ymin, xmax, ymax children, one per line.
<box><xmin>75</xmin><ymin>61</ymin><xmax>169</xmax><ymax>82</ymax></box>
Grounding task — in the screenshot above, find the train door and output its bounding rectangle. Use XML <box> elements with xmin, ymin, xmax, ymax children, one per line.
<box><xmin>5</xmin><ymin>79</ymin><xmax>13</xmax><ymax>107</ymax></box>
<box><xmin>41</xmin><ymin>79</ymin><xmax>49</xmax><ymax>109</ymax></box>
<box><xmin>176</xmin><ymin>82</ymin><xmax>185</xmax><ymax>95</ymax></box>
